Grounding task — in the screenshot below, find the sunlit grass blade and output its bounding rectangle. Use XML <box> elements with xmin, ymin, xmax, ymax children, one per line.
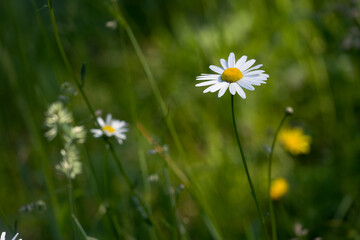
<box><xmin>107</xmin><ymin>1</ymin><xmax>185</xmax><ymax>157</ymax></box>
<box><xmin>137</xmin><ymin>123</ymin><xmax>224</xmax><ymax>240</ymax></box>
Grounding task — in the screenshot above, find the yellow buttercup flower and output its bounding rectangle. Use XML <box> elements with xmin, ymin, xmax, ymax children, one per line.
<box><xmin>279</xmin><ymin>128</ymin><xmax>311</xmax><ymax>155</ymax></box>
<box><xmin>270</xmin><ymin>178</ymin><xmax>289</xmax><ymax>200</ymax></box>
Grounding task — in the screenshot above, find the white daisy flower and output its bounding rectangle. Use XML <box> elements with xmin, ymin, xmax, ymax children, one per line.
<box><xmin>196</xmin><ymin>52</ymin><xmax>269</xmax><ymax>98</ymax></box>
<box><xmin>0</xmin><ymin>232</ymin><xmax>22</xmax><ymax>240</ymax></box>
<box><xmin>90</xmin><ymin>113</ymin><xmax>128</xmax><ymax>144</ymax></box>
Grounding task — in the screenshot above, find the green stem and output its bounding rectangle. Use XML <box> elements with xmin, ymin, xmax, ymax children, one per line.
<box><xmin>108</xmin><ymin>2</ymin><xmax>184</xmax><ymax>157</ymax></box>
<box><xmin>106</xmin><ymin>141</ymin><xmax>162</xmax><ymax>240</ymax></box>
<box><xmin>47</xmin><ymin>3</ymin><xmax>160</xmax><ymax>238</ymax></box>
<box><xmin>72</xmin><ymin>214</ymin><xmax>88</xmax><ymax>240</ymax></box>
<box><xmin>48</xmin><ymin>0</ymin><xmax>97</xmax><ymax>122</ymax></box>
<box><xmin>67</xmin><ymin>176</ymin><xmax>77</xmax><ymax>239</ymax></box>
<box><xmin>0</xmin><ymin>207</ymin><xmax>13</xmax><ymax>233</ymax></box>
<box><xmin>83</xmin><ymin>145</ymin><xmax>122</xmax><ymax>239</ymax></box>
<box><xmin>267</xmin><ymin>113</ymin><xmax>288</xmax><ymax>240</ymax></box>
<box><xmin>103</xmin><ymin>145</ymin><xmax>110</xmax><ymax>200</ymax></box>
<box><xmin>230</xmin><ymin>95</ymin><xmax>269</xmax><ymax>240</ymax></box>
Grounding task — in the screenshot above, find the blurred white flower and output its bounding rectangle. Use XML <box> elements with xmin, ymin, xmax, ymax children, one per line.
<box><xmin>294</xmin><ymin>222</ymin><xmax>308</xmax><ymax>237</ymax></box>
<box><xmin>56</xmin><ymin>145</ymin><xmax>82</xmax><ymax>179</ymax></box>
<box><xmin>147</xmin><ymin>174</ymin><xmax>159</xmax><ymax>182</ymax></box>
<box><xmin>44</xmin><ymin>101</ymin><xmax>73</xmax><ymax>140</ymax></box>
<box><xmin>63</xmin><ymin>126</ymin><xmax>87</xmax><ymax>145</ymax></box>
<box><xmin>91</xmin><ymin>114</ymin><xmax>128</xmax><ymax>144</ymax></box>
<box><xmin>44</xmin><ymin>101</ymin><xmax>86</xmax><ymax>180</ymax></box>
<box><xmin>196</xmin><ymin>52</ymin><xmax>269</xmax><ymax>98</ymax></box>
<box><xmin>0</xmin><ymin>232</ymin><xmax>22</xmax><ymax>240</ymax></box>
<box><xmin>19</xmin><ymin>199</ymin><xmax>47</xmax><ymax>213</ymax></box>
<box><xmin>105</xmin><ymin>20</ymin><xmax>117</xmax><ymax>30</ymax></box>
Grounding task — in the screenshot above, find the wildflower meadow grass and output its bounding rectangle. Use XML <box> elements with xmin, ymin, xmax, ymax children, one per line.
<box><xmin>1</xmin><ymin>0</ymin><xmax>360</xmax><ymax>239</ymax></box>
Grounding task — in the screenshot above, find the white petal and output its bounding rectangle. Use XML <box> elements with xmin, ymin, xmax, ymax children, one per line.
<box><xmin>115</xmin><ymin>126</ymin><xmax>128</xmax><ymax>132</ymax></box>
<box><xmin>90</xmin><ymin>129</ymin><xmax>103</xmax><ymax>137</ymax></box>
<box><xmin>116</xmin><ymin>129</ymin><xmax>128</xmax><ymax>135</ymax></box>
<box><xmin>106</xmin><ymin>114</ymin><xmax>112</xmax><ymax>125</ymax></box>
<box><xmin>196</xmin><ymin>77</ymin><xmax>219</xmax><ymax>81</ymax></box>
<box><xmin>240</xmin><ymin>59</ymin><xmax>256</xmax><ymax>72</ymax></box>
<box><xmin>229</xmin><ymin>83</ymin><xmax>238</xmax><ymax>95</ymax></box>
<box><xmin>218</xmin><ymin>83</ymin><xmax>229</xmax><ymax>98</ymax></box>
<box><xmin>243</xmin><ymin>76</ymin><xmax>268</xmax><ymax>82</ymax></box>
<box><xmin>115</xmin><ymin>133</ymin><xmax>127</xmax><ymax>139</ymax></box>
<box><xmin>97</xmin><ymin>117</ymin><xmax>105</xmax><ymax>127</ymax></box>
<box><xmin>196</xmin><ymin>74</ymin><xmax>220</xmax><ymax>80</ymax></box>
<box><xmin>196</xmin><ymin>76</ymin><xmax>218</xmax><ymax>81</ymax></box>
<box><xmin>246</xmin><ymin>80</ymin><xmax>261</xmax><ymax>86</ymax></box>
<box><xmin>243</xmin><ymin>64</ymin><xmax>263</xmax><ymax>73</ymax></box>
<box><xmin>1</xmin><ymin>233</ymin><xmax>6</xmax><ymax>240</ymax></box>
<box><xmin>209</xmin><ymin>65</ymin><xmax>224</xmax><ymax>74</ymax></box>
<box><xmin>220</xmin><ymin>59</ymin><xmax>228</xmax><ymax>69</ymax></box>
<box><xmin>200</xmin><ymin>73</ymin><xmax>219</xmax><ymax>76</ymax></box>
<box><xmin>243</xmin><ymin>78</ymin><xmax>265</xmax><ymax>85</ymax></box>
<box><xmin>238</xmin><ymin>80</ymin><xmax>255</xmax><ymax>90</ymax></box>
<box><xmin>228</xmin><ymin>52</ymin><xmax>235</xmax><ymax>68</ymax></box>
<box><xmin>243</xmin><ymin>70</ymin><xmax>265</xmax><ymax>76</ymax></box>
<box><xmin>203</xmin><ymin>82</ymin><xmax>225</xmax><ymax>93</ymax></box>
<box><xmin>104</xmin><ymin>131</ymin><xmax>114</xmax><ymax>137</ymax></box>
<box><xmin>195</xmin><ymin>80</ymin><xmax>218</xmax><ymax>87</ymax></box>
<box><xmin>235</xmin><ymin>83</ymin><xmax>246</xmax><ymax>99</ymax></box>
<box><xmin>11</xmin><ymin>233</ymin><xmax>19</xmax><ymax>240</ymax></box>
<box><xmin>235</xmin><ymin>55</ymin><xmax>247</xmax><ymax>68</ymax></box>
<box><xmin>112</xmin><ymin>120</ymin><xmax>127</xmax><ymax>128</ymax></box>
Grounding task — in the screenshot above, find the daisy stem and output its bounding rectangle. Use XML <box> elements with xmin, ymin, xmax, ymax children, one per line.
<box><xmin>230</xmin><ymin>95</ymin><xmax>269</xmax><ymax>240</ymax></box>
<box><xmin>267</xmin><ymin>112</ymin><xmax>289</xmax><ymax>240</ymax></box>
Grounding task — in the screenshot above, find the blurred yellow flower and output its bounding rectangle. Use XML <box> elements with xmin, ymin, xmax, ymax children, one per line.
<box><xmin>270</xmin><ymin>178</ymin><xmax>289</xmax><ymax>200</ymax></box>
<box><xmin>279</xmin><ymin>128</ymin><xmax>311</xmax><ymax>155</ymax></box>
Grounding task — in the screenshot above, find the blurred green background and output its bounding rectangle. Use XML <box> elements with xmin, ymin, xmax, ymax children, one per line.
<box><xmin>1</xmin><ymin>0</ymin><xmax>360</xmax><ymax>239</ymax></box>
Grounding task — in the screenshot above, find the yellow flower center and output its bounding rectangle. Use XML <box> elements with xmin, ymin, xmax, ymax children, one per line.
<box><xmin>102</xmin><ymin>125</ymin><xmax>115</xmax><ymax>133</ymax></box>
<box><xmin>221</xmin><ymin>68</ymin><xmax>243</xmax><ymax>83</ymax></box>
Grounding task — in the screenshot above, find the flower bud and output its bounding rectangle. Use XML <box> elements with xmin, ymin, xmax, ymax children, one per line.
<box><xmin>285</xmin><ymin>106</ymin><xmax>294</xmax><ymax>115</ymax></box>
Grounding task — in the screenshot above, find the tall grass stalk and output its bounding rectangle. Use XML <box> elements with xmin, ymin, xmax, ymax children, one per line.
<box><xmin>107</xmin><ymin>1</ymin><xmax>185</xmax><ymax>157</ymax></box>
<box><xmin>5</xmin><ymin>3</ymin><xmax>62</xmax><ymax>237</ymax></box>
<box><xmin>230</xmin><ymin>95</ymin><xmax>269</xmax><ymax>240</ymax></box>
<box><xmin>66</xmin><ymin>176</ymin><xmax>78</xmax><ymax>239</ymax></box>
<box><xmin>72</xmin><ymin>214</ymin><xmax>89</xmax><ymax>240</ymax></box>
<box><xmin>0</xmin><ymin>207</ymin><xmax>12</xmax><ymax>232</ymax></box>
<box><xmin>47</xmin><ymin>1</ymin><xmax>221</xmax><ymax>238</ymax></box>
<box><xmin>83</xmin><ymin>145</ymin><xmax>123</xmax><ymax>239</ymax></box>
<box><xmin>267</xmin><ymin>110</ymin><xmax>290</xmax><ymax>240</ymax></box>
<box><xmin>46</xmin><ymin>2</ymin><xmax>162</xmax><ymax>238</ymax></box>
<box><xmin>106</xmin><ymin>1</ymin><xmax>225</xmax><ymax>232</ymax></box>
<box><xmin>163</xmin><ymin>168</ymin><xmax>186</xmax><ymax>240</ymax></box>
<box><xmin>120</xmin><ymin>27</ymin><xmax>152</xmax><ymax>200</ymax></box>
<box><xmin>137</xmin><ymin>123</ymin><xmax>223</xmax><ymax>240</ymax></box>
<box><xmin>106</xmin><ymin>141</ymin><xmax>162</xmax><ymax>239</ymax></box>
